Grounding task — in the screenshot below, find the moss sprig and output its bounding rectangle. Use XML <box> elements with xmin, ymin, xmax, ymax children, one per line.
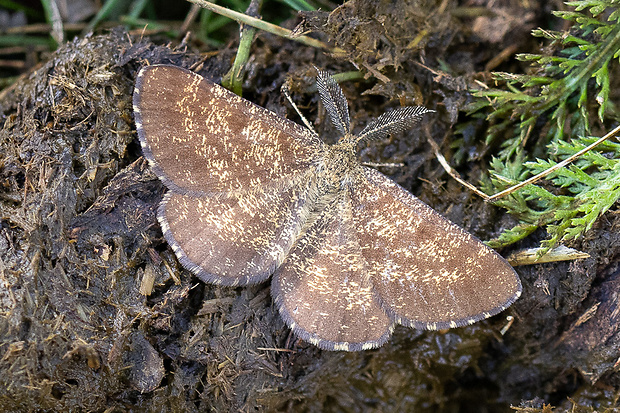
<box><xmin>465</xmin><ymin>0</ymin><xmax>620</xmax><ymax>251</ymax></box>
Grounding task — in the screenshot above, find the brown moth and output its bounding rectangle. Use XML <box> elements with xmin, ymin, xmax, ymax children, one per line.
<box><xmin>133</xmin><ymin>65</ymin><xmax>521</xmax><ymax>351</ymax></box>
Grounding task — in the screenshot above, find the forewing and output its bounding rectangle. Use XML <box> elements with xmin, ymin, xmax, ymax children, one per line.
<box><xmin>272</xmin><ymin>193</ymin><xmax>393</xmax><ymax>351</ymax></box>
<box><xmin>353</xmin><ymin>168</ymin><xmax>522</xmax><ymax>330</ymax></box>
<box><xmin>159</xmin><ymin>175</ymin><xmax>316</xmax><ymax>286</ymax></box>
<box><xmin>133</xmin><ymin>64</ymin><xmax>324</xmax><ymax>195</ymax></box>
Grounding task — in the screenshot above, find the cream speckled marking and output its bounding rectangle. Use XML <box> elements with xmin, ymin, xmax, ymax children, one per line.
<box><xmin>134</xmin><ymin>64</ymin><xmax>522</xmax><ymax>352</ymax></box>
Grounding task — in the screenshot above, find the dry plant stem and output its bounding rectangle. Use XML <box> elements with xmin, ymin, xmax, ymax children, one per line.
<box><xmin>486</xmin><ymin>123</ymin><xmax>620</xmax><ymax>201</ymax></box>
<box><xmin>430</xmin><ymin>124</ymin><xmax>620</xmax><ymax>202</ymax></box>
<box><xmin>180</xmin><ymin>4</ymin><xmax>201</xmax><ymax>35</ymax></box>
<box><xmin>281</xmin><ymin>83</ymin><xmax>317</xmax><ymax>134</ymax></box>
<box><xmin>362</xmin><ymin>162</ymin><xmax>404</xmax><ymax>168</ymax></box>
<box><xmin>506</xmin><ymin>246</ymin><xmax>590</xmax><ymax>266</ymax></box>
<box><xmin>426</xmin><ymin>134</ymin><xmax>490</xmax><ymax>199</ymax></box>
<box><xmin>186</xmin><ymin>0</ymin><xmax>345</xmax><ymax>55</ymax></box>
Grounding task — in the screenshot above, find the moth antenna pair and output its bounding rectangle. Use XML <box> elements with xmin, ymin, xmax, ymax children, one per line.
<box><xmin>283</xmin><ymin>68</ymin><xmax>433</xmax><ymax>145</ymax></box>
<box><xmin>315</xmin><ymin>68</ymin><xmax>434</xmax><ymax>145</ymax></box>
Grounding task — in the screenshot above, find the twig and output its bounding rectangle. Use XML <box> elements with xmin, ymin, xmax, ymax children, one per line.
<box><xmin>429</xmin><ymin>124</ymin><xmax>620</xmax><ymax>202</ymax></box>
<box><xmin>426</xmin><ymin>134</ymin><xmax>490</xmax><ymax>199</ymax></box>
<box><xmin>485</xmin><ymin>123</ymin><xmax>620</xmax><ymax>202</ymax></box>
<box><xmin>506</xmin><ymin>245</ymin><xmax>590</xmax><ymax>266</ymax></box>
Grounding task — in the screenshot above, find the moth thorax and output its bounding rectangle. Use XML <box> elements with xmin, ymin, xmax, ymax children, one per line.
<box><xmin>324</xmin><ymin>139</ymin><xmax>359</xmax><ymax>188</ymax></box>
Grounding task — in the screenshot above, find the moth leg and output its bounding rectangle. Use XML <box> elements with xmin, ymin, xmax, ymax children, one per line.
<box><xmin>281</xmin><ymin>81</ymin><xmax>318</xmax><ymax>136</ymax></box>
<box><xmin>361</xmin><ymin>162</ymin><xmax>404</xmax><ymax>169</ymax></box>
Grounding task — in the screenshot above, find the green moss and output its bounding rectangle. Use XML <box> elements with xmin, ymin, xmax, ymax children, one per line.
<box><xmin>462</xmin><ymin>0</ymin><xmax>620</xmax><ymax>251</ymax></box>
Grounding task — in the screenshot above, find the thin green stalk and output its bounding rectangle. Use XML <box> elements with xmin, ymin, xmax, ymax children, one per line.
<box><xmin>186</xmin><ymin>0</ymin><xmax>345</xmax><ymax>56</ymax></box>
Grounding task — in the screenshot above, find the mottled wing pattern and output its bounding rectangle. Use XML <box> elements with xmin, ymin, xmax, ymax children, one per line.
<box><xmin>133</xmin><ymin>65</ymin><xmax>324</xmax><ymax>196</ymax></box>
<box><xmin>134</xmin><ymin>65</ymin><xmax>326</xmax><ymax>285</ymax></box>
<box><xmin>135</xmin><ymin>65</ymin><xmax>521</xmax><ymax>350</ymax></box>
<box><xmin>272</xmin><ymin>193</ymin><xmax>393</xmax><ymax>351</ymax></box>
<box><xmin>160</xmin><ymin>173</ymin><xmax>317</xmax><ymax>285</ymax></box>
<box><xmin>352</xmin><ymin>168</ymin><xmax>522</xmax><ymax>330</ymax></box>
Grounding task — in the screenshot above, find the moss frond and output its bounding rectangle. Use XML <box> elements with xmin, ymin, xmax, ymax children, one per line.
<box><xmin>465</xmin><ymin>0</ymin><xmax>620</xmax><ymax>251</ymax></box>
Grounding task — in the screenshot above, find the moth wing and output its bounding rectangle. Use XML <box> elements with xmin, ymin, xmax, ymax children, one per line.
<box><xmin>160</xmin><ymin>174</ymin><xmax>316</xmax><ymax>286</ymax></box>
<box><xmin>353</xmin><ymin>168</ymin><xmax>522</xmax><ymax>329</ymax></box>
<box><xmin>272</xmin><ymin>193</ymin><xmax>393</xmax><ymax>351</ymax></box>
<box><xmin>133</xmin><ymin>64</ymin><xmax>324</xmax><ymax>196</ymax></box>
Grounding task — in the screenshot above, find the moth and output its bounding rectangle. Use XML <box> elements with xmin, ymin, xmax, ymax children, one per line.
<box><xmin>133</xmin><ymin>64</ymin><xmax>521</xmax><ymax>351</ymax></box>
